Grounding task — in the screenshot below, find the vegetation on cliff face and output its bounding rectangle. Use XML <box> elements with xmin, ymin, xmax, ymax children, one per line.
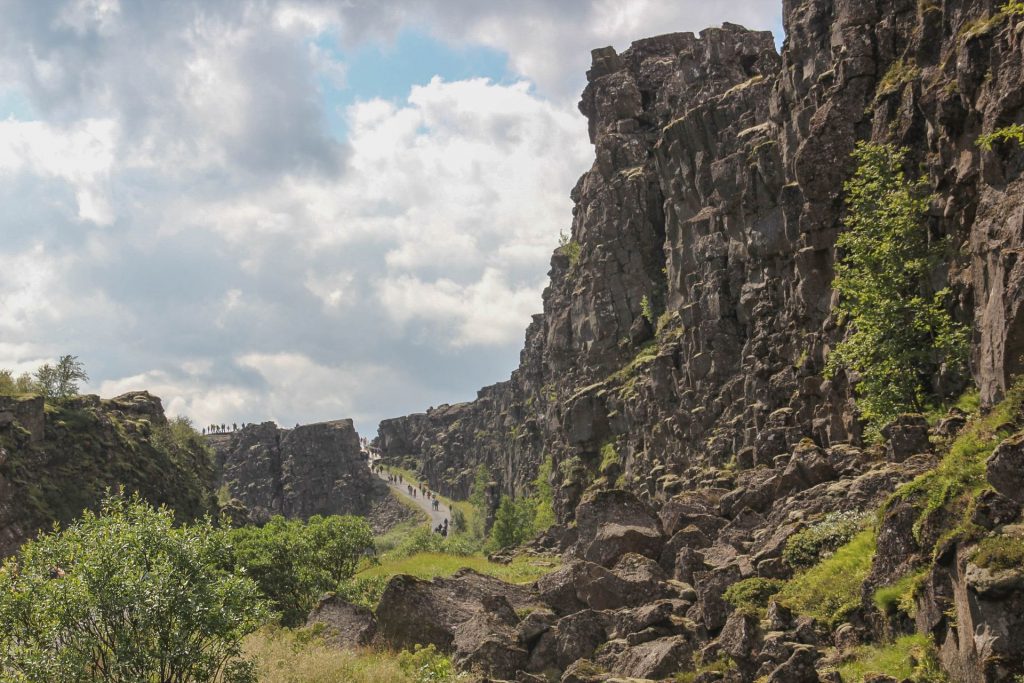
<box><xmin>0</xmin><ymin>494</ymin><xmax>269</xmax><ymax>683</ymax></box>
<box><xmin>826</xmin><ymin>143</ymin><xmax>968</xmax><ymax>435</ymax></box>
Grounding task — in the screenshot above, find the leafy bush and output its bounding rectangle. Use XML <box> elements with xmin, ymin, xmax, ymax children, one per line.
<box><xmin>784</xmin><ymin>511</ymin><xmax>865</xmax><ymax>570</ymax></box>
<box><xmin>826</xmin><ymin>143</ymin><xmax>968</xmax><ymax>435</ymax></box>
<box><xmin>531</xmin><ymin>456</ymin><xmax>556</xmax><ymax>532</ymax></box>
<box><xmin>558</xmin><ymin>230</ymin><xmax>581</xmax><ymax>269</ymax></box>
<box><xmin>978</xmin><ymin>124</ymin><xmax>1024</xmax><ymax>151</ymax></box>
<box><xmin>229</xmin><ymin>514</ymin><xmax>374</xmax><ymax>627</ymax></box>
<box><xmin>779</xmin><ymin>528</ymin><xmax>877</xmax><ymax>627</ymax></box>
<box><xmin>335</xmin><ymin>575</ymin><xmax>392</xmax><ymax>610</ymax></box>
<box><xmin>397</xmin><ymin>644</ymin><xmax>459</xmax><ymax>683</ymax></box>
<box><xmin>0</xmin><ymin>493</ymin><xmax>268</xmax><ymax>683</ymax></box>
<box><xmin>723</xmin><ymin>577</ymin><xmax>785</xmax><ymax>615</ymax></box>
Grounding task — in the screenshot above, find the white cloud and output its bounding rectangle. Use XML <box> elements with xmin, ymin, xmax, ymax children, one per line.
<box><xmin>0</xmin><ymin>118</ymin><xmax>117</xmax><ymax>223</ymax></box>
<box><xmin>0</xmin><ymin>0</ymin><xmax>782</xmax><ymax>433</ymax></box>
<box><xmin>378</xmin><ymin>268</ymin><xmax>544</xmax><ymax>347</ymax></box>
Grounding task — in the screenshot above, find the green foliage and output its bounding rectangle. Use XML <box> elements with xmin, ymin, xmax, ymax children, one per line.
<box><xmin>826</xmin><ymin>143</ymin><xmax>968</xmax><ymax>435</ymax></box>
<box><xmin>977</xmin><ymin>123</ymin><xmax>1024</xmax><ymax>151</ymax></box>
<box><xmin>397</xmin><ymin>644</ymin><xmax>459</xmax><ymax>683</ymax></box>
<box><xmin>784</xmin><ymin>511</ymin><xmax>865</xmax><ymax>570</ymax></box>
<box><xmin>335</xmin><ymin>574</ymin><xmax>392</xmax><ymax>610</ymax></box>
<box><xmin>640</xmin><ymin>294</ymin><xmax>655</xmax><ymax>325</ymax></box>
<box><xmin>489</xmin><ymin>495</ymin><xmax>536</xmax><ymax>550</ymax></box>
<box><xmin>835</xmin><ymin>634</ymin><xmax>947</xmax><ymax>683</ymax></box>
<box><xmin>723</xmin><ymin>577</ymin><xmax>784</xmax><ymax>616</ymax></box>
<box><xmin>229</xmin><ymin>514</ymin><xmax>373</xmax><ymax>627</ymax></box>
<box><xmin>972</xmin><ymin>535</ymin><xmax>1024</xmax><ymax>570</ymax></box>
<box><xmin>1005</xmin><ymin>0</ymin><xmax>1024</xmax><ymax>16</ymax></box>
<box><xmin>468</xmin><ymin>464</ymin><xmax>493</xmax><ymax>538</ymax></box>
<box><xmin>0</xmin><ymin>369</ymin><xmax>35</xmax><ymax>396</ymax></box>
<box><xmin>34</xmin><ymin>354</ymin><xmax>89</xmax><ymax>402</ymax></box>
<box><xmin>778</xmin><ymin>528</ymin><xmax>877</xmax><ymax>627</ymax></box>
<box><xmin>0</xmin><ymin>493</ymin><xmax>268</xmax><ymax>683</ymax></box>
<box><xmin>875</xmin><ymin>58</ymin><xmax>920</xmax><ymax>101</ymax></box>
<box><xmin>531</xmin><ymin>456</ymin><xmax>556</xmax><ymax>532</ymax></box>
<box><xmin>245</xmin><ymin>627</ymin><xmax>462</xmax><ymax>683</ymax></box>
<box><xmin>1</xmin><ymin>399</ymin><xmax>217</xmax><ymax>537</ymax></box>
<box><xmin>558</xmin><ymin>230</ymin><xmax>581</xmax><ymax>269</ymax></box>
<box><xmin>893</xmin><ymin>378</ymin><xmax>1024</xmax><ymax>544</ymax></box>
<box><xmin>873</xmin><ymin>568</ymin><xmax>928</xmax><ymax>617</ymax></box>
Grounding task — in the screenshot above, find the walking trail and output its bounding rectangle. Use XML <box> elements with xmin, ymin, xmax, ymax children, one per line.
<box><xmin>371</xmin><ymin>459</ymin><xmax>449</xmax><ymax>529</ymax></box>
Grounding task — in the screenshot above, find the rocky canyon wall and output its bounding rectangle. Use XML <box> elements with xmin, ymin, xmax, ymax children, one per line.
<box><xmin>376</xmin><ymin>0</ymin><xmax>1024</xmax><ymax>523</ymax></box>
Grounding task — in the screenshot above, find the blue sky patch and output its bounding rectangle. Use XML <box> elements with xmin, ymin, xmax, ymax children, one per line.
<box><xmin>317</xmin><ymin>29</ymin><xmax>511</xmax><ymax>139</ymax></box>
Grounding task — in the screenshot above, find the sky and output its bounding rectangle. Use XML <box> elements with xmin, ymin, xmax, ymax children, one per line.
<box><xmin>0</xmin><ymin>0</ymin><xmax>782</xmax><ymax>437</ymax></box>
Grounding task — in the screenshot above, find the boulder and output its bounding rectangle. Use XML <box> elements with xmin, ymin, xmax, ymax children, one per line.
<box><xmin>987</xmin><ymin>432</ymin><xmax>1024</xmax><ymax>503</ymax></box>
<box><xmin>573</xmin><ymin>489</ymin><xmax>665</xmax><ymax>567</ymax></box>
<box><xmin>881</xmin><ymin>415</ymin><xmax>931</xmax><ymax>463</ymax></box>
<box><xmin>453</xmin><ymin>594</ymin><xmax>528</xmax><ymax>680</ymax></box>
<box><xmin>608</xmin><ymin>634</ymin><xmax>694</xmax><ymax>679</ymax></box>
<box><xmin>527</xmin><ymin>610</ymin><xmax>608</xmax><ymax>673</ymax></box>
<box><xmin>306</xmin><ymin>595</ymin><xmax>377</xmax><ymax>648</ymax></box>
<box><xmin>375</xmin><ymin>569</ymin><xmax>537</xmax><ymax>651</ymax></box>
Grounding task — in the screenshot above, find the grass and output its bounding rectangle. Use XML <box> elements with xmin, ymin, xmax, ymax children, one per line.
<box><xmin>245</xmin><ymin>626</ymin><xmax>462</xmax><ymax>683</ymax></box>
<box><xmin>835</xmin><ymin>634</ymin><xmax>946</xmax><ymax>683</ymax></box>
<box><xmin>972</xmin><ymin>535</ymin><xmax>1024</xmax><ymax>571</ymax></box>
<box><xmin>722</xmin><ymin>578</ymin><xmax>784</xmax><ymax>616</ymax></box>
<box><xmin>874</xmin><ymin>58</ymin><xmax>920</xmax><ymax>101</ymax></box>
<box><xmin>891</xmin><ymin>380</ymin><xmax>1022</xmax><ymax>545</ymax></box>
<box><xmin>358</xmin><ymin>551</ymin><xmax>558</xmax><ymax>584</ymax></box>
<box><xmin>778</xmin><ymin>528</ymin><xmax>877</xmax><ymax>627</ymax></box>
<box><xmin>873</xmin><ymin>568</ymin><xmax>928</xmax><ymax>617</ymax></box>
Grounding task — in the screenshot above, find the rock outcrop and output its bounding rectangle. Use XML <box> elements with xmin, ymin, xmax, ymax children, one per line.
<box><xmin>372</xmin><ymin>0</ymin><xmax>1024</xmax><ymax>680</ymax></box>
<box><xmin>210</xmin><ymin>419</ymin><xmax>388</xmax><ymax>524</ymax></box>
<box><xmin>0</xmin><ymin>392</ymin><xmax>216</xmax><ymax>557</ymax></box>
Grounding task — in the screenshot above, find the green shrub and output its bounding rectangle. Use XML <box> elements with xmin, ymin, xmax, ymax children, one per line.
<box><xmin>531</xmin><ymin>456</ymin><xmax>556</xmax><ymax>532</ymax></box>
<box><xmin>978</xmin><ymin>123</ymin><xmax>1024</xmax><ymax>151</ymax></box>
<box><xmin>397</xmin><ymin>644</ymin><xmax>458</xmax><ymax>683</ymax></box>
<box><xmin>335</xmin><ymin>575</ymin><xmax>391</xmax><ymax>610</ymax></box>
<box><xmin>558</xmin><ymin>231</ymin><xmax>581</xmax><ymax>269</ymax></box>
<box><xmin>779</xmin><ymin>528</ymin><xmax>877</xmax><ymax>627</ymax></box>
<box><xmin>229</xmin><ymin>514</ymin><xmax>374</xmax><ymax>627</ymax></box>
<box><xmin>972</xmin><ymin>535</ymin><xmax>1024</xmax><ymax>571</ymax></box>
<box><xmin>640</xmin><ymin>295</ymin><xmax>655</xmax><ymax>325</ymax></box>
<box><xmin>0</xmin><ymin>493</ymin><xmax>268</xmax><ymax>683</ymax></box>
<box><xmin>489</xmin><ymin>495</ymin><xmax>536</xmax><ymax>550</ymax></box>
<box><xmin>723</xmin><ymin>577</ymin><xmax>784</xmax><ymax>615</ymax></box>
<box><xmin>784</xmin><ymin>511</ymin><xmax>865</xmax><ymax>570</ymax></box>
<box><xmin>826</xmin><ymin>142</ymin><xmax>968</xmax><ymax>436</ymax></box>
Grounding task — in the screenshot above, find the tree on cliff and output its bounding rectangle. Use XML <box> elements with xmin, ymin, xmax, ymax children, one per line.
<box><xmin>827</xmin><ymin>142</ymin><xmax>968</xmax><ymax>434</ymax></box>
<box><xmin>33</xmin><ymin>354</ymin><xmax>88</xmax><ymax>401</ymax></box>
<box><xmin>0</xmin><ymin>493</ymin><xmax>268</xmax><ymax>683</ymax></box>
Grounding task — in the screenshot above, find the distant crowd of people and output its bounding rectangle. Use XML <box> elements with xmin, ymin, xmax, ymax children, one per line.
<box><xmin>370</xmin><ymin>463</ymin><xmax>447</xmax><ymax>535</ymax></box>
<box><xmin>203</xmin><ymin>423</ymin><xmax>250</xmax><ymax>435</ymax></box>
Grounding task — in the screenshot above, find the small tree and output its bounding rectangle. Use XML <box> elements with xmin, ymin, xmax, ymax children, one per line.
<box><xmin>489</xmin><ymin>496</ymin><xmax>535</xmax><ymax>550</ymax></box>
<box><xmin>0</xmin><ymin>493</ymin><xmax>268</xmax><ymax>683</ymax></box>
<box><xmin>31</xmin><ymin>355</ymin><xmax>87</xmax><ymax>401</ymax></box>
<box><xmin>827</xmin><ymin>142</ymin><xmax>968</xmax><ymax>434</ymax></box>
<box><xmin>468</xmin><ymin>464</ymin><xmax>493</xmax><ymax>538</ymax></box>
<box><xmin>228</xmin><ymin>514</ymin><xmax>374</xmax><ymax>627</ymax></box>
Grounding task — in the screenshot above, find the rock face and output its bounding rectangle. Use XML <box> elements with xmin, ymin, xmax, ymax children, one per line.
<box><xmin>210</xmin><ymin>419</ymin><xmax>387</xmax><ymax>524</ymax></box>
<box><xmin>370</xmin><ymin>0</ymin><xmax>1024</xmax><ymax>680</ymax></box>
<box><xmin>376</xmin><ymin>0</ymin><xmax>1024</xmax><ymax>527</ymax></box>
<box><xmin>0</xmin><ymin>392</ymin><xmax>216</xmax><ymax>557</ymax></box>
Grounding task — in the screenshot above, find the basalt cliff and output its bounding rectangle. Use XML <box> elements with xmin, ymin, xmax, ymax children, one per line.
<box><xmin>372</xmin><ymin>0</ymin><xmax>1024</xmax><ymax>680</ymax></box>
